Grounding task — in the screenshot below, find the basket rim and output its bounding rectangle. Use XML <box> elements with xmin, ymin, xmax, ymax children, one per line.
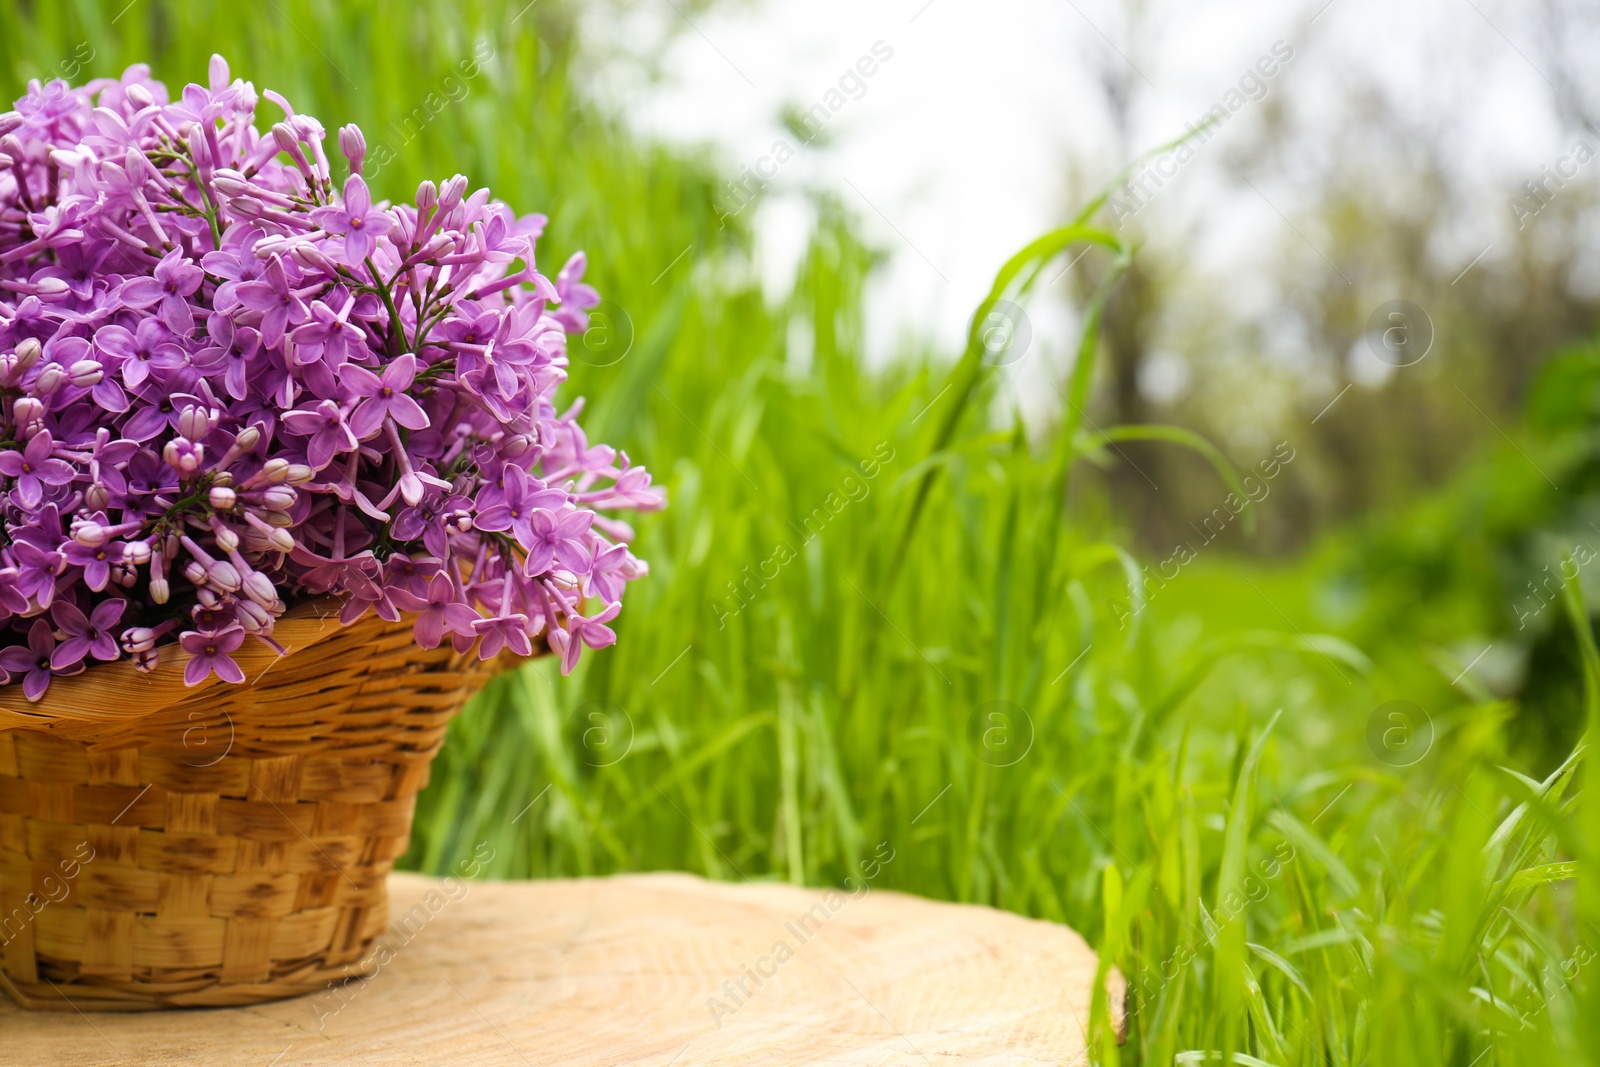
<box><xmin>0</xmin><ymin>596</ymin><xmax>368</xmax><ymax>730</ymax></box>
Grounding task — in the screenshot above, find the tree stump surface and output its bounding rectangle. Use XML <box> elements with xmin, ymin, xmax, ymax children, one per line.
<box><xmin>1</xmin><ymin>870</ymin><xmax>1121</xmax><ymax>1065</ymax></box>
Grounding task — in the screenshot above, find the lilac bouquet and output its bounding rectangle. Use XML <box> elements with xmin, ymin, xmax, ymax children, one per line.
<box><xmin>0</xmin><ymin>57</ymin><xmax>662</xmax><ymax>701</ymax></box>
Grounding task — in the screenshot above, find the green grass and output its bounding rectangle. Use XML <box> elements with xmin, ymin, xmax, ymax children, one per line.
<box><xmin>4</xmin><ymin>2</ymin><xmax>1597</xmax><ymax>1062</ymax></box>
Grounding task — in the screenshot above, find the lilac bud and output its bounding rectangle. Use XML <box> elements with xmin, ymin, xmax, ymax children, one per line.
<box><xmin>288</xmin><ymin>242</ymin><xmax>337</xmax><ymax>273</ymax></box>
<box><xmin>236</xmin><ymin>598</ymin><xmax>272</xmax><ymax>630</ymax></box>
<box><xmin>68</xmin><ymin>359</ymin><xmax>104</xmax><ymax>388</ymax></box>
<box><xmin>209</xmin><ymin>54</ymin><xmax>231</xmax><ymax>91</ymax></box>
<box><xmin>49</xmin><ymin>149</ymin><xmax>84</xmax><ymax>170</ymax></box>
<box><xmin>72</xmin><ymin>521</ymin><xmax>107</xmax><ymax>547</ymax></box>
<box><xmin>209</xmin><ymin>486</ymin><xmax>237</xmax><ymax>510</ymax></box>
<box><xmin>208</xmin><ymin>560</ymin><xmax>242</xmax><ymax>592</ymax></box>
<box><xmin>187</xmin><ymin>123</ymin><xmax>213</xmax><ymax>168</ymax></box>
<box><xmin>125</xmin><ymin>145</ymin><xmax>153</xmax><ymax>178</ymax></box>
<box><xmin>439</xmin><ymin>174</ymin><xmax>468</xmax><ymax>212</ymax></box>
<box><xmin>183</xmin><ymin>560</ymin><xmax>208</xmax><ymax>587</ymax></box>
<box><xmin>272</xmin><ymin>122</ymin><xmax>300</xmax><ymax>154</ymax></box>
<box><xmin>244</xmin><ymin>510</ymin><xmax>296</xmax><ymax>553</ymax></box>
<box><xmin>124</xmin><ymin>540</ymin><xmax>152</xmax><ymax>565</ymax></box>
<box><xmin>33</xmin><ymin>277</ymin><xmax>69</xmax><ymax>300</ymax></box>
<box><xmin>125</xmin><ymin>84</ymin><xmax>154</xmax><ymax>110</ymax></box>
<box><xmin>243</xmin><ymin>570</ymin><xmax>277</xmax><ymax>608</ymax></box>
<box><xmin>212</xmin><ymin>523</ymin><xmax>240</xmax><ymax>553</ymax></box>
<box><xmin>150</xmin><ymin>577</ymin><xmax>170</xmax><ymax>605</ymax></box>
<box><xmin>416</xmin><ymin>180</ymin><xmax>438</xmax><ymax>213</ymax></box>
<box><xmin>261</xmin><ymin>486</ymin><xmax>297</xmax><ymax>511</ymax></box>
<box><xmin>0</xmin><ymin>153</ymin><xmax>11</xmax><ymax>169</ymax></box>
<box><xmin>227</xmin><ymin>197</ymin><xmax>266</xmax><ymax>219</ymax></box>
<box><xmin>84</xmin><ymin>483</ymin><xmax>110</xmax><ymax>510</ymax></box>
<box><xmin>286</xmin><ymin>464</ymin><xmax>315</xmax><ymax>485</ymax></box>
<box><xmin>177</xmin><ymin>405</ymin><xmax>217</xmax><ymax>441</ymax></box>
<box><xmin>291</xmin><ymin>114</ymin><xmax>326</xmax><ymax>141</ymax></box>
<box><xmin>211</xmin><ymin>470</ymin><xmax>235</xmax><ymax>487</ymax></box>
<box><xmin>502</xmin><ymin>433</ymin><xmax>535</xmax><ymax>457</ymax></box>
<box><xmin>12</xmin><ymin>396</ymin><xmax>43</xmax><ymax>427</ymax></box>
<box><xmin>417</xmin><ymin>233</ymin><xmax>456</xmax><ymax>261</ymax></box>
<box><xmin>212</xmin><ymin>170</ymin><xmax>252</xmax><ymax>198</ymax></box>
<box><xmin>33</xmin><ymin>364</ymin><xmax>67</xmax><ymax>395</ymax></box>
<box><xmin>13</xmin><ymin>337</ymin><xmax>41</xmax><ymax>373</ymax></box>
<box><xmin>253</xmin><ymin>236</ymin><xmax>297</xmax><ymax>260</ymax></box>
<box><xmin>338</xmin><ymin>124</ymin><xmax>367</xmax><ymax>171</ymax></box>
<box><xmin>121</xmin><ymin>627</ymin><xmax>158</xmax><ymax>654</ymax></box>
<box><xmin>163</xmin><ymin>438</ymin><xmax>205</xmax><ymax>474</ymax></box>
<box><xmin>260</xmin><ymin>457</ymin><xmax>291</xmax><ymax>483</ymax></box>
<box><xmin>234</xmin><ymin>425</ymin><xmax>262</xmax><ymax>452</ymax></box>
<box><xmin>133</xmin><ymin>648</ymin><xmax>160</xmax><ymax>672</ymax></box>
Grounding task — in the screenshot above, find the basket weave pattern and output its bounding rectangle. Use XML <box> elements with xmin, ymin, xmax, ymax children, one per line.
<box><xmin>0</xmin><ymin>602</ymin><xmax>506</xmax><ymax>1010</ymax></box>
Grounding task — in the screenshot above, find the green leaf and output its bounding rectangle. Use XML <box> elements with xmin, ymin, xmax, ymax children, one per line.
<box><xmin>1505</xmin><ymin>861</ymin><xmax>1577</xmax><ymax>893</ymax></box>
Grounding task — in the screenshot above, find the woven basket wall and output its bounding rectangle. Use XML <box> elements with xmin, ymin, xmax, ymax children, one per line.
<box><xmin>0</xmin><ymin>600</ymin><xmax>512</xmax><ymax>1011</ymax></box>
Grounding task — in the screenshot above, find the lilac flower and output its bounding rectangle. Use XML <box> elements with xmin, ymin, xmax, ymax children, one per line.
<box><xmin>63</xmin><ymin>537</ymin><xmax>129</xmax><ymax>592</ymax></box>
<box><xmin>383</xmin><ymin>553</ymin><xmax>441</xmax><ymax>598</ymax></box>
<box><xmin>585</xmin><ymin>542</ymin><xmax>632</xmax><ymax>604</ymax></box>
<box><xmin>202</xmin><ymin>224</ymin><xmax>268</xmax><ymax>311</ymax></box>
<box><xmin>547</xmin><ymin>603</ymin><xmax>620</xmax><ymax>675</ymax></box>
<box><xmin>282</xmin><ymin>398</ymin><xmax>359</xmax><ymax>469</ymax></box>
<box><xmin>0</xmin><ymin>57</ymin><xmax>661</xmax><ymax>700</ymax></box>
<box><xmin>96</xmin><ymin>319</ymin><xmax>187</xmax><ymax>390</ymax></box>
<box><xmin>289</xmin><ymin>296</ymin><xmax>366</xmax><ymax>372</ymax></box>
<box><xmin>50</xmin><ymin>599</ymin><xmax>125</xmax><ymax>668</ymax></box>
<box><xmin>9</xmin><ymin>541</ymin><xmax>63</xmax><ymax>609</ymax></box>
<box><xmin>341</xmin><ymin>354</ymin><xmax>429</xmax><ymax>437</ymax></box>
<box><xmin>339</xmin><ymin>575</ymin><xmax>406</xmax><ymax>625</ymax></box>
<box><xmin>395</xmin><ymin>574</ymin><xmax>480</xmax><ymax>650</ymax></box>
<box><xmin>551</xmin><ymin>252</ymin><xmax>600</xmax><ymax>333</ymax></box>
<box><xmin>119</xmin><ymin>248</ymin><xmax>205</xmax><ymax>333</ymax></box>
<box><xmin>471</xmin><ymin>603</ymin><xmax>535</xmax><ymax>660</ymax></box>
<box><xmin>522</xmin><ymin>508</ymin><xmax>593</xmax><ymax>576</ymax></box>
<box><xmin>0</xmin><ymin>619</ymin><xmax>81</xmax><ymax>701</ymax></box>
<box><xmin>392</xmin><ymin>491</ymin><xmax>472</xmax><ymax>558</ymax></box>
<box><xmin>474</xmin><ymin>465</ymin><xmax>566</xmax><ymax>548</ymax></box>
<box><xmin>192</xmin><ymin>315</ymin><xmax>260</xmax><ymax>400</ymax></box>
<box><xmin>234</xmin><ymin>255</ymin><xmax>309</xmax><ymax>347</ymax></box>
<box><xmin>0</xmin><ymin>571</ymin><xmax>27</xmax><ymax>617</ymax></box>
<box><xmin>0</xmin><ymin>431</ymin><xmax>74</xmax><ymax>508</ymax></box>
<box><xmin>311</xmin><ymin>175</ymin><xmax>394</xmax><ymax>265</ymax></box>
<box><xmin>180</xmin><ymin>626</ymin><xmax>246</xmax><ymax>685</ymax></box>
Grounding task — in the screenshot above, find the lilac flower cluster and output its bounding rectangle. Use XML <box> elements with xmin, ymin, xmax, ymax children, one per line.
<box><xmin>0</xmin><ymin>57</ymin><xmax>662</xmax><ymax>700</ymax></box>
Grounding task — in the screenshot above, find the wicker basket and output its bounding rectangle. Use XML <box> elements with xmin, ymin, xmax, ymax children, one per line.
<box><xmin>0</xmin><ymin>599</ymin><xmax>513</xmax><ymax>1011</ymax></box>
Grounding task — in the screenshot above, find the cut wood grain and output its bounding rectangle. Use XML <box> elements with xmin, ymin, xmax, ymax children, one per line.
<box><xmin>1</xmin><ymin>870</ymin><xmax>1123</xmax><ymax>1065</ymax></box>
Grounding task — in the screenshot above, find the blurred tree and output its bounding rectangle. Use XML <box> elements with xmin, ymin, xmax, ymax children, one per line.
<box><xmin>1055</xmin><ymin>0</ymin><xmax>1600</xmax><ymax>558</ymax></box>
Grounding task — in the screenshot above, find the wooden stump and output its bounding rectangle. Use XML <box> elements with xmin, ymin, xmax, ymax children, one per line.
<box><xmin>1</xmin><ymin>871</ymin><xmax>1122</xmax><ymax>1065</ymax></box>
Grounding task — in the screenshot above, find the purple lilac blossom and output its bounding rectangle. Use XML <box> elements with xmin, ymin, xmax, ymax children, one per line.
<box><xmin>0</xmin><ymin>57</ymin><xmax>662</xmax><ymax>701</ymax></box>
